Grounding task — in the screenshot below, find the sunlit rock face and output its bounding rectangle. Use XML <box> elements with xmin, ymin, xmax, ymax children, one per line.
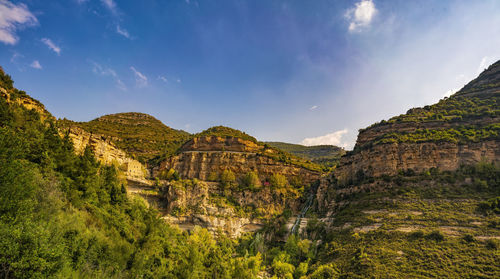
<box><xmin>155</xmin><ymin>135</ymin><xmax>321</xmax><ymax>184</ymax></box>
<box><xmin>63</xmin><ymin>126</ymin><xmax>149</xmax><ymax>182</ymax></box>
<box><xmin>335</xmin><ymin>61</ymin><xmax>500</xmax><ymax>183</ymax></box>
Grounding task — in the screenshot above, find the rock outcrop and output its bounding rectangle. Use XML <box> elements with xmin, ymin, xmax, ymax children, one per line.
<box><xmin>155</xmin><ymin>136</ymin><xmax>321</xmax><ymax>184</ymax></box>
<box><xmin>62</xmin><ymin>126</ymin><xmax>149</xmax><ymax>183</ymax></box>
<box><xmin>334</xmin><ymin>61</ymin><xmax>500</xmax><ymax>183</ymax></box>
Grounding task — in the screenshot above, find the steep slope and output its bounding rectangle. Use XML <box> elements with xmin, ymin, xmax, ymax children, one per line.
<box><xmin>265</xmin><ymin>142</ymin><xmax>345</xmax><ymax>169</ymax></box>
<box><xmin>335</xmin><ymin>61</ymin><xmax>500</xmax><ymax>183</ymax></box>
<box><xmin>59</xmin><ymin>112</ymin><xmax>190</xmax><ymax>164</ymax></box>
<box><xmin>302</xmin><ymin>61</ymin><xmax>500</xmax><ymax>278</ymax></box>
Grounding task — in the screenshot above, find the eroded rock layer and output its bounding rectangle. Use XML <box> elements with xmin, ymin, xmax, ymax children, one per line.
<box><xmin>63</xmin><ymin>126</ymin><xmax>149</xmax><ymax>182</ymax></box>
<box><xmin>156</xmin><ymin>136</ymin><xmax>321</xmax><ymax>184</ymax></box>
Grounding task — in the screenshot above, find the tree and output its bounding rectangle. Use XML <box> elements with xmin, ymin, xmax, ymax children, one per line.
<box><xmin>220</xmin><ymin>169</ymin><xmax>236</xmax><ymax>188</ymax></box>
<box><xmin>270</xmin><ymin>173</ymin><xmax>288</xmax><ymax>189</ymax></box>
<box><xmin>241</xmin><ymin>171</ymin><xmax>261</xmax><ymax>191</ymax></box>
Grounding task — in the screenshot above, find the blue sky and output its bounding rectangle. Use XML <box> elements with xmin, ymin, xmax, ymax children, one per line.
<box><xmin>1</xmin><ymin>0</ymin><xmax>500</xmax><ymax>149</ymax></box>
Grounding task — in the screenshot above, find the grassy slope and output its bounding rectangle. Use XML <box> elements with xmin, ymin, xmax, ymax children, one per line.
<box><xmin>355</xmin><ymin>61</ymin><xmax>500</xmax><ymax>150</ymax></box>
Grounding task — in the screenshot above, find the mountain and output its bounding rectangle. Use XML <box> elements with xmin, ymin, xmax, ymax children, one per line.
<box><xmin>58</xmin><ymin>112</ymin><xmax>190</xmax><ymax>164</ymax></box>
<box><xmin>1</xmin><ymin>60</ymin><xmax>499</xmax><ymax>278</ymax></box>
<box><xmin>265</xmin><ymin>142</ymin><xmax>345</xmax><ymax>169</ymax></box>
<box><xmin>308</xmin><ymin>61</ymin><xmax>500</xmax><ymax>277</ymax></box>
<box><xmin>0</xmin><ymin>66</ymin><xmax>266</xmax><ymax>278</ymax></box>
<box><xmin>335</xmin><ymin>61</ymin><xmax>500</xmax><ymax>183</ymax></box>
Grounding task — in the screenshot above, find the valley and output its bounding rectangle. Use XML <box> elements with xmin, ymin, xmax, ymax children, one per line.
<box><xmin>0</xmin><ymin>60</ymin><xmax>499</xmax><ymax>278</ymax></box>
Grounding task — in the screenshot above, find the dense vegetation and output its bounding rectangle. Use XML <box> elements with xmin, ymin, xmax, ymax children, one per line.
<box><xmin>234</xmin><ymin>163</ymin><xmax>500</xmax><ymax>278</ymax></box>
<box><xmin>364</xmin><ymin>94</ymin><xmax>499</xmax><ymax>129</ymax></box>
<box><xmin>265</xmin><ymin>142</ymin><xmax>345</xmax><ymax>169</ymax></box>
<box><xmin>370</xmin><ymin>123</ymin><xmax>500</xmax><ymax>146</ymax></box>
<box><xmin>0</xmin><ymin>70</ymin><xmax>265</xmax><ymax>278</ymax></box>
<box><xmin>58</xmin><ymin>112</ymin><xmax>191</xmax><ymax>165</ymax></box>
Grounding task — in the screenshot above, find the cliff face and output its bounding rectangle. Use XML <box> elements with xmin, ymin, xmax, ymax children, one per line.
<box><xmin>155</xmin><ymin>136</ymin><xmax>321</xmax><ymax>184</ymax></box>
<box><xmin>334</xmin><ymin>61</ymin><xmax>500</xmax><ymax>183</ymax></box>
<box><xmin>335</xmin><ymin>140</ymin><xmax>500</xmax><ymax>182</ymax></box>
<box><xmin>63</xmin><ymin>126</ymin><xmax>149</xmax><ymax>182</ymax></box>
<box><xmin>1</xmin><ymin>86</ymin><xmax>53</xmax><ymax>121</ymax></box>
<box><xmin>160</xmin><ymin>180</ymin><xmax>300</xmax><ymax>237</ymax></box>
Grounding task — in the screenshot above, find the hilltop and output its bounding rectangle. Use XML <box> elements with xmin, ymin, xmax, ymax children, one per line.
<box><xmin>58</xmin><ymin>112</ymin><xmax>190</xmax><ymax>164</ymax></box>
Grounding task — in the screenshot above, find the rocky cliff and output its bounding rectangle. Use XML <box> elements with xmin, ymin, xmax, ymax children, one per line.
<box><xmin>62</xmin><ymin>126</ymin><xmax>149</xmax><ymax>182</ymax></box>
<box><xmin>335</xmin><ymin>61</ymin><xmax>500</xmax><ymax>183</ymax></box>
<box><xmin>155</xmin><ymin>135</ymin><xmax>321</xmax><ymax>184</ymax></box>
<box><xmin>159</xmin><ymin>180</ymin><xmax>301</xmax><ymax>237</ymax></box>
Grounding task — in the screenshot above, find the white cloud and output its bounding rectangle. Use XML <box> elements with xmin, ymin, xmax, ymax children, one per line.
<box><xmin>176</xmin><ymin>78</ymin><xmax>181</xmax><ymax>83</ymax></box>
<box><xmin>0</xmin><ymin>1</ymin><xmax>37</xmax><ymax>44</ymax></box>
<box><xmin>130</xmin><ymin>66</ymin><xmax>148</xmax><ymax>87</ymax></box>
<box><xmin>158</xmin><ymin>76</ymin><xmax>168</xmax><ymax>82</ymax></box>
<box><xmin>90</xmin><ymin>61</ymin><xmax>126</xmax><ymax>90</ymax></box>
<box><xmin>41</xmin><ymin>38</ymin><xmax>61</xmax><ymax>55</ymax></box>
<box><xmin>10</xmin><ymin>52</ymin><xmax>23</xmax><ymax>63</ymax></box>
<box><xmin>116</xmin><ymin>25</ymin><xmax>131</xmax><ymax>39</ymax></box>
<box><xmin>91</xmin><ymin>61</ymin><xmax>117</xmax><ymax>77</ymax></box>
<box><xmin>116</xmin><ymin>79</ymin><xmax>127</xmax><ymax>91</ymax></box>
<box><xmin>345</xmin><ymin>0</ymin><xmax>377</xmax><ymax>32</ymax></box>
<box><xmin>300</xmin><ymin>129</ymin><xmax>351</xmax><ymax>148</ymax></box>
<box><xmin>476</xmin><ymin>56</ymin><xmax>491</xmax><ymax>75</ymax></box>
<box><xmin>30</xmin><ymin>60</ymin><xmax>42</xmax><ymax>69</ymax></box>
<box><xmin>309</xmin><ymin>105</ymin><xmax>318</xmax><ymax>111</ymax></box>
<box><xmin>101</xmin><ymin>0</ymin><xmax>117</xmax><ymax>13</ymax></box>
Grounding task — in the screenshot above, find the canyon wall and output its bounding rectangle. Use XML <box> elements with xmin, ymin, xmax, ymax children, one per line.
<box><xmin>155</xmin><ymin>136</ymin><xmax>321</xmax><ymax>184</ymax></box>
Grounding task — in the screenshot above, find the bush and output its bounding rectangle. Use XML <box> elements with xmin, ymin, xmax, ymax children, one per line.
<box><xmin>220</xmin><ymin>169</ymin><xmax>236</xmax><ymax>188</ymax></box>
<box><xmin>426</xmin><ymin>231</ymin><xmax>445</xmax><ymax>241</ymax></box>
<box><xmin>310</xmin><ymin>264</ymin><xmax>340</xmax><ymax>279</ymax></box>
<box><xmin>409</xmin><ymin>230</ymin><xmax>425</xmax><ymax>239</ymax></box>
<box><xmin>462</xmin><ymin>234</ymin><xmax>475</xmax><ymax>243</ymax></box>
<box><xmin>485</xmin><ymin>239</ymin><xmax>498</xmax><ymax>250</ymax></box>
<box><xmin>240</xmin><ymin>171</ymin><xmax>262</xmax><ymax>191</ymax></box>
<box><xmin>270</xmin><ymin>173</ymin><xmax>288</xmax><ymax>189</ymax></box>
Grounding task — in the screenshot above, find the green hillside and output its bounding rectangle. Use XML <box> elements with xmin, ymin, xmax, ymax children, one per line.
<box><xmin>0</xmin><ymin>69</ymin><xmax>263</xmax><ymax>278</ymax></box>
<box><xmin>355</xmin><ymin>62</ymin><xmax>500</xmax><ymax>151</ymax></box>
<box><xmin>58</xmin><ymin>112</ymin><xmax>191</xmax><ymax>164</ymax></box>
<box><xmin>265</xmin><ymin>142</ymin><xmax>345</xmax><ymax>168</ymax></box>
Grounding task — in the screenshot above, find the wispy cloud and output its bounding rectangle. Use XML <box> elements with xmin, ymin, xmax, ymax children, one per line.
<box><xmin>91</xmin><ymin>61</ymin><xmax>116</xmax><ymax>77</ymax></box>
<box><xmin>345</xmin><ymin>0</ymin><xmax>377</xmax><ymax>32</ymax></box>
<box><xmin>101</xmin><ymin>0</ymin><xmax>117</xmax><ymax>13</ymax></box>
<box><xmin>41</xmin><ymin>38</ymin><xmax>61</xmax><ymax>55</ymax></box>
<box><xmin>309</xmin><ymin>105</ymin><xmax>318</xmax><ymax>111</ymax></box>
<box><xmin>158</xmin><ymin>76</ymin><xmax>168</xmax><ymax>83</ymax></box>
<box><xmin>116</xmin><ymin>25</ymin><xmax>131</xmax><ymax>39</ymax></box>
<box><xmin>476</xmin><ymin>56</ymin><xmax>491</xmax><ymax>75</ymax></box>
<box><xmin>10</xmin><ymin>52</ymin><xmax>23</xmax><ymax>63</ymax></box>
<box><xmin>90</xmin><ymin>61</ymin><xmax>127</xmax><ymax>90</ymax></box>
<box><xmin>176</xmin><ymin>78</ymin><xmax>181</xmax><ymax>83</ymax></box>
<box><xmin>130</xmin><ymin>66</ymin><xmax>148</xmax><ymax>87</ymax></box>
<box><xmin>0</xmin><ymin>1</ymin><xmax>38</xmax><ymax>45</ymax></box>
<box><xmin>30</xmin><ymin>60</ymin><xmax>42</xmax><ymax>69</ymax></box>
<box><xmin>301</xmin><ymin>129</ymin><xmax>352</xmax><ymax>149</ymax></box>
<box><xmin>116</xmin><ymin>79</ymin><xmax>127</xmax><ymax>91</ymax></box>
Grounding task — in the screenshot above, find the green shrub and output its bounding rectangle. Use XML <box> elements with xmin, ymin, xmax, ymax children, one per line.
<box><xmin>426</xmin><ymin>231</ymin><xmax>445</xmax><ymax>241</ymax></box>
